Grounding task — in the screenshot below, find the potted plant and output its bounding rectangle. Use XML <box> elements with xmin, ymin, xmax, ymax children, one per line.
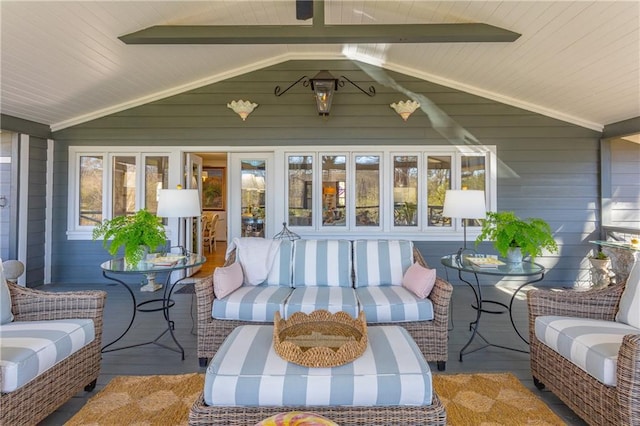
<box><xmin>475</xmin><ymin>211</ymin><xmax>558</xmax><ymax>263</ymax></box>
<box><xmin>92</xmin><ymin>209</ymin><xmax>167</xmax><ymax>267</ymax></box>
<box><xmin>589</xmin><ymin>251</ymin><xmax>610</xmax><ymax>271</ymax></box>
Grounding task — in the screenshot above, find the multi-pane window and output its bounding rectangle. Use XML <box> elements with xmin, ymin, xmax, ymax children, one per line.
<box><xmin>322</xmin><ymin>155</ymin><xmax>346</xmax><ymax>227</ymax></box>
<box><xmin>426</xmin><ymin>156</ymin><xmax>451</xmax><ymax>227</ymax></box>
<box><xmin>112</xmin><ymin>156</ymin><xmax>136</xmax><ymax>217</ymax></box>
<box><xmin>355</xmin><ymin>155</ymin><xmax>380</xmax><ymax>227</ymax></box>
<box><xmin>79</xmin><ymin>155</ymin><xmax>103</xmax><ymax>226</ymax></box>
<box><xmin>393</xmin><ymin>155</ymin><xmax>419</xmax><ymax>227</ymax></box>
<box><xmin>461</xmin><ymin>155</ymin><xmax>486</xmax><ymax>226</ymax></box>
<box><xmin>145</xmin><ymin>156</ymin><xmax>169</xmax><ymax>214</ymax></box>
<box><xmin>288</xmin><ymin>155</ymin><xmax>313</xmax><ymax>226</ymax></box>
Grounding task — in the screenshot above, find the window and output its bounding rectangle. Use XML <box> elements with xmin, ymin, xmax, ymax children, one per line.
<box><xmin>69</xmin><ymin>148</ymin><xmax>172</xmax><ymax>239</ymax></box>
<box><xmin>284</xmin><ymin>147</ymin><xmax>495</xmax><ymax>237</ymax></box>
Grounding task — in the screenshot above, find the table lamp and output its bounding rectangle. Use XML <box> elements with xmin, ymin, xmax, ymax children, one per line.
<box><xmin>442</xmin><ymin>189</ymin><xmax>487</xmax><ymax>260</ymax></box>
<box><xmin>157</xmin><ymin>187</ymin><xmax>201</xmax><ymax>255</ymax></box>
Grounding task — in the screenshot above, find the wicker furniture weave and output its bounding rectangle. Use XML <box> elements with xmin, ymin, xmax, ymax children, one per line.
<box><xmin>194</xmin><ymin>247</ymin><xmax>452</xmax><ymax>370</ymax></box>
<box><xmin>189</xmin><ymin>392</ymin><xmax>447</xmax><ymax>426</ymax></box>
<box><xmin>0</xmin><ymin>282</ymin><xmax>107</xmax><ymax>425</ymax></box>
<box><xmin>527</xmin><ymin>283</ymin><xmax>640</xmax><ymax>425</ymax></box>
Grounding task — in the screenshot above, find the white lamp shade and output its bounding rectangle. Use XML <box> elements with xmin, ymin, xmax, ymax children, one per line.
<box><xmin>442</xmin><ymin>190</ymin><xmax>486</xmax><ymax>219</ymax></box>
<box><xmin>157</xmin><ymin>189</ymin><xmax>201</xmax><ymax>218</ymax></box>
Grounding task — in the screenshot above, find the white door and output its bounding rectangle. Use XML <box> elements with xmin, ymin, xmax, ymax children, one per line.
<box><xmin>185</xmin><ymin>153</ymin><xmax>203</xmax><ymax>275</ymax></box>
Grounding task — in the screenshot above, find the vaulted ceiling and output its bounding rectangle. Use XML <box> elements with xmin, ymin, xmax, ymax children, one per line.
<box><xmin>1</xmin><ymin>1</ymin><xmax>638</xmax><ymax>132</ymax></box>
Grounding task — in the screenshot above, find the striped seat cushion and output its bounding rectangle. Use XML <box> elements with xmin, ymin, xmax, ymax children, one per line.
<box><xmin>353</xmin><ymin>240</ymin><xmax>414</xmax><ymax>287</ymax></box>
<box><xmin>284</xmin><ymin>287</ymin><xmax>359</xmax><ymax>319</ymax></box>
<box><xmin>0</xmin><ymin>319</ymin><xmax>96</xmax><ymax>392</ymax></box>
<box><xmin>535</xmin><ymin>315</ymin><xmax>639</xmax><ymax>386</ymax></box>
<box><xmin>292</xmin><ymin>240</ymin><xmax>352</xmax><ymax>287</ymax></box>
<box><xmin>212</xmin><ymin>285</ymin><xmax>293</xmax><ymax>322</ymax></box>
<box><xmin>204</xmin><ymin>325</ymin><xmax>433</xmax><ymax>407</ymax></box>
<box><xmin>356</xmin><ymin>286</ymin><xmax>434</xmax><ymax>323</ymax></box>
<box><xmin>265</xmin><ymin>240</ymin><xmax>294</xmax><ymax>286</ymax></box>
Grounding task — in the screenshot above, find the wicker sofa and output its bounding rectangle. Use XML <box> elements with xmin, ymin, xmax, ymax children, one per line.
<box><xmin>527</xmin><ymin>267</ymin><xmax>640</xmax><ymax>425</ymax></box>
<box><xmin>0</xmin><ymin>281</ymin><xmax>107</xmax><ymax>425</ymax></box>
<box><xmin>195</xmin><ymin>239</ymin><xmax>453</xmax><ymax>370</ymax></box>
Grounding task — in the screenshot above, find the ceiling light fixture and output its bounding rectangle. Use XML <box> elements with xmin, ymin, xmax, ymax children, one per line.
<box><xmin>390</xmin><ymin>100</ymin><xmax>421</xmax><ymax>121</ymax></box>
<box><xmin>275</xmin><ymin>70</ymin><xmax>375</xmax><ymax>117</ymax></box>
<box><xmin>227</xmin><ymin>100</ymin><xmax>258</xmax><ymax>121</ymax></box>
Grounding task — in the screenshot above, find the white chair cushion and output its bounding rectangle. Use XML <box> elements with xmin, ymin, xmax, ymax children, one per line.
<box><xmin>0</xmin><ymin>319</ymin><xmax>95</xmax><ymax>392</ymax></box>
<box><xmin>356</xmin><ymin>286</ymin><xmax>434</xmax><ymax>323</ymax></box>
<box><xmin>204</xmin><ymin>325</ymin><xmax>433</xmax><ymax>407</ymax></box>
<box><xmin>292</xmin><ymin>240</ymin><xmax>352</xmax><ymax>287</ymax></box>
<box><xmin>353</xmin><ymin>240</ymin><xmax>414</xmax><ymax>287</ymax></box>
<box><xmin>616</xmin><ymin>252</ymin><xmax>640</xmax><ymax>328</ymax></box>
<box><xmin>212</xmin><ymin>285</ymin><xmax>293</xmax><ymax>322</ymax></box>
<box><xmin>0</xmin><ymin>260</ymin><xmax>13</xmax><ymax>325</ymax></box>
<box><xmin>535</xmin><ymin>315</ymin><xmax>638</xmax><ymax>386</ymax></box>
<box><xmin>284</xmin><ymin>287</ymin><xmax>359</xmax><ymax>319</ymax></box>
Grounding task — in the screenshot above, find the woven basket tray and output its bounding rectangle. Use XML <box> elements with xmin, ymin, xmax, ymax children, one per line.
<box><xmin>273</xmin><ymin>310</ymin><xmax>368</xmax><ymax>368</ymax></box>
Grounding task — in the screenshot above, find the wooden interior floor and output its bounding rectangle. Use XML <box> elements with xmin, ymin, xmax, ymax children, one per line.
<box><xmin>37</xmin><ymin>244</ymin><xmax>586</xmax><ymax>425</ymax></box>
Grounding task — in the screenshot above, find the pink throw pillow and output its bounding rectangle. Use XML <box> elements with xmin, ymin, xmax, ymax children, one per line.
<box><xmin>213</xmin><ymin>262</ymin><xmax>243</xmax><ymax>299</ymax></box>
<box><xmin>402</xmin><ymin>262</ymin><xmax>436</xmax><ymax>299</ymax></box>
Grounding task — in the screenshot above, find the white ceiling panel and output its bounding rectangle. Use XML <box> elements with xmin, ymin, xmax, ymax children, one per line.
<box><xmin>1</xmin><ymin>1</ymin><xmax>638</xmax><ymax>132</ymax></box>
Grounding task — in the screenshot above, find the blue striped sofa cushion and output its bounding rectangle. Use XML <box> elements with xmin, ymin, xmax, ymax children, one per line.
<box><xmin>284</xmin><ymin>287</ymin><xmax>360</xmax><ymax>319</ymax></box>
<box><xmin>535</xmin><ymin>315</ymin><xmax>639</xmax><ymax>386</ymax></box>
<box><xmin>353</xmin><ymin>240</ymin><xmax>414</xmax><ymax>287</ymax></box>
<box><xmin>356</xmin><ymin>286</ymin><xmax>434</xmax><ymax>323</ymax></box>
<box><xmin>265</xmin><ymin>240</ymin><xmax>294</xmax><ymax>286</ymax></box>
<box><xmin>212</xmin><ymin>285</ymin><xmax>293</xmax><ymax>322</ymax></box>
<box><xmin>0</xmin><ymin>319</ymin><xmax>95</xmax><ymax>392</ymax></box>
<box><xmin>204</xmin><ymin>324</ymin><xmax>433</xmax><ymax>407</ymax></box>
<box><xmin>292</xmin><ymin>240</ymin><xmax>352</xmax><ymax>287</ymax></box>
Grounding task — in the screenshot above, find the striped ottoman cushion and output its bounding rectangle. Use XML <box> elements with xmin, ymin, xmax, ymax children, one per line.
<box><xmin>212</xmin><ymin>286</ymin><xmax>293</xmax><ymax>322</ymax></box>
<box><xmin>292</xmin><ymin>240</ymin><xmax>352</xmax><ymax>287</ymax></box>
<box><xmin>0</xmin><ymin>319</ymin><xmax>95</xmax><ymax>392</ymax></box>
<box><xmin>284</xmin><ymin>288</ymin><xmax>360</xmax><ymax>319</ymax></box>
<box><xmin>353</xmin><ymin>240</ymin><xmax>414</xmax><ymax>287</ymax></box>
<box><xmin>356</xmin><ymin>286</ymin><xmax>434</xmax><ymax>323</ymax></box>
<box><xmin>535</xmin><ymin>315</ymin><xmax>639</xmax><ymax>386</ymax></box>
<box><xmin>204</xmin><ymin>325</ymin><xmax>433</xmax><ymax>407</ymax></box>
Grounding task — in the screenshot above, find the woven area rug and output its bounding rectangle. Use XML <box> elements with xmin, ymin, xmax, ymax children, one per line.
<box><xmin>65</xmin><ymin>372</ymin><xmax>564</xmax><ymax>425</ymax></box>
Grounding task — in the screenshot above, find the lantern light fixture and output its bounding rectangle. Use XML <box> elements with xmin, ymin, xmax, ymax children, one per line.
<box><xmin>275</xmin><ymin>70</ymin><xmax>375</xmax><ymax>117</ymax></box>
<box><xmin>390</xmin><ymin>100</ymin><xmax>421</xmax><ymax>121</ymax></box>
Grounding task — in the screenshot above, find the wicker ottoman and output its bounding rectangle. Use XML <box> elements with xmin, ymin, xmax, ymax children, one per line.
<box><xmin>189</xmin><ymin>325</ymin><xmax>446</xmax><ymax>426</ymax></box>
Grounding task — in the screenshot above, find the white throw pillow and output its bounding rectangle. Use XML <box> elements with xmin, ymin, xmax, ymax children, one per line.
<box><xmin>616</xmin><ymin>253</ymin><xmax>640</xmax><ymax>328</ymax></box>
<box><xmin>213</xmin><ymin>262</ymin><xmax>244</xmax><ymax>299</ymax></box>
<box><xmin>0</xmin><ymin>259</ymin><xmax>14</xmax><ymax>324</ymax></box>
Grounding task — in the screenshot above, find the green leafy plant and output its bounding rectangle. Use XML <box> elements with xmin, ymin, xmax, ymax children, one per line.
<box><xmin>590</xmin><ymin>251</ymin><xmax>609</xmax><ymax>260</ymax></box>
<box><xmin>475</xmin><ymin>211</ymin><xmax>558</xmax><ymax>261</ymax></box>
<box><xmin>92</xmin><ymin>209</ymin><xmax>167</xmax><ymax>266</ymax></box>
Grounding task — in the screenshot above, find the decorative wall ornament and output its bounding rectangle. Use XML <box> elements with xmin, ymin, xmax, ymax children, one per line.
<box><xmin>227</xmin><ymin>100</ymin><xmax>258</xmax><ymax>121</ymax></box>
<box><xmin>390</xmin><ymin>100</ymin><xmax>421</xmax><ymax>121</ymax></box>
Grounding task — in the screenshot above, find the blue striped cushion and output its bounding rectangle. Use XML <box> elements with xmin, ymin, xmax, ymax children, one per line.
<box><xmin>284</xmin><ymin>287</ymin><xmax>360</xmax><ymax>318</ymax></box>
<box><xmin>204</xmin><ymin>325</ymin><xmax>433</xmax><ymax>407</ymax></box>
<box><xmin>356</xmin><ymin>286</ymin><xmax>434</xmax><ymax>323</ymax></box>
<box><xmin>292</xmin><ymin>240</ymin><xmax>352</xmax><ymax>287</ymax></box>
<box><xmin>353</xmin><ymin>240</ymin><xmax>414</xmax><ymax>287</ymax></box>
<box><xmin>0</xmin><ymin>319</ymin><xmax>95</xmax><ymax>392</ymax></box>
<box><xmin>535</xmin><ymin>315</ymin><xmax>638</xmax><ymax>386</ymax></box>
<box><xmin>265</xmin><ymin>240</ymin><xmax>294</xmax><ymax>286</ymax></box>
<box><xmin>212</xmin><ymin>285</ymin><xmax>293</xmax><ymax>322</ymax></box>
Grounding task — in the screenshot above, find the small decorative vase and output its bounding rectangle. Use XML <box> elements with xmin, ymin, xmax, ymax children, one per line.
<box><xmin>507</xmin><ymin>247</ymin><xmax>523</xmax><ymax>264</ymax></box>
<box><xmin>589</xmin><ymin>258</ymin><xmax>610</xmax><ymax>271</ymax></box>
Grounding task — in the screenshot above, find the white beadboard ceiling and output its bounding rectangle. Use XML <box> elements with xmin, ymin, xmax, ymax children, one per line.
<box><xmin>1</xmin><ymin>1</ymin><xmax>638</xmax><ymax>132</ymax></box>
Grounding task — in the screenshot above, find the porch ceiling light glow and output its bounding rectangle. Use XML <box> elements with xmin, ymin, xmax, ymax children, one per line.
<box><xmin>274</xmin><ymin>70</ymin><xmax>375</xmax><ymax>117</ymax></box>
<box><xmin>227</xmin><ymin>100</ymin><xmax>258</xmax><ymax>121</ymax></box>
<box><xmin>390</xmin><ymin>100</ymin><xmax>421</xmax><ymax>121</ymax></box>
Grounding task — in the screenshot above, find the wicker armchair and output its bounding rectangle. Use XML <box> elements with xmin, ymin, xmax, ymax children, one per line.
<box><xmin>1</xmin><ymin>282</ymin><xmax>107</xmax><ymax>425</ymax></box>
<box><xmin>195</xmin><ymin>246</ymin><xmax>453</xmax><ymax>370</ymax></box>
<box><xmin>527</xmin><ymin>283</ymin><xmax>640</xmax><ymax>425</ymax></box>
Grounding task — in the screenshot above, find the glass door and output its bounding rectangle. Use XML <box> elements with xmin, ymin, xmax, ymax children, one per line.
<box><xmin>185</xmin><ymin>153</ymin><xmax>203</xmax><ymax>276</ymax></box>
<box><xmin>229</xmin><ymin>153</ymin><xmax>272</xmax><ymax>240</ymax></box>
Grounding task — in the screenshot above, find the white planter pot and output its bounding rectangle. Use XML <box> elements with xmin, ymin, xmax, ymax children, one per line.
<box><xmin>507</xmin><ymin>247</ymin><xmax>523</xmax><ymax>264</ymax></box>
